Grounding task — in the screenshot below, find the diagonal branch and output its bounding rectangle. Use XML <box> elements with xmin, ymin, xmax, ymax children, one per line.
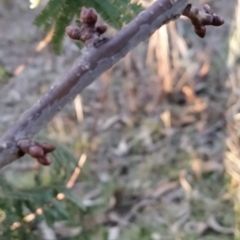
<box><xmin>0</xmin><ymin>0</ymin><xmax>224</xmax><ymax>169</ymax></box>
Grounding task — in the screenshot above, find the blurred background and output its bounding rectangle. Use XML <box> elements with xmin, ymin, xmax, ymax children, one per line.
<box><xmin>0</xmin><ymin>0</ymin><xmax>239</xmax><ymax>239</ymax></box>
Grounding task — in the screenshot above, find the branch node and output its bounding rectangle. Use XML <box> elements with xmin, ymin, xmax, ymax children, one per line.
<box><xmin>65</xmin><ymin>7</ymin><xmax>109</xmax><ymax>47</ymax></box>
<box><xmin>17</xmin><ymin>139</ymin><xmax>55</xmax><ymax>166</ymax></box>
<box><xmin>182</xmin><ymin>4</ymin><xmax>224</xmax><ymax>38</ymax></box>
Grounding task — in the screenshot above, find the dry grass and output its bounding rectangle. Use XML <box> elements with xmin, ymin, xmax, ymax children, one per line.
<box><xmin>0</xmin><ymin>0</ymin><xmax>240</xmax><ymax>239</ymax></box>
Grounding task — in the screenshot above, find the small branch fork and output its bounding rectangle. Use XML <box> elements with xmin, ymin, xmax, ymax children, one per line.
<box><xmin>182</xmin><ymin>4</ymin><xmax>224</xmax><ymax>38</ymax></box>
<box><xmin>18</xmin><ymin>139</ymin><xmax>55</xmax><ymax>166</ymax></box>
<box><xmin>65</xmin><ymin>7</ymin><xmax>108</xmax><ymax>47</ymax></box>
<box><xmin>0</xmin><ymin>0</ymin><xmax>224</xmax><ymax>169</ymax></box>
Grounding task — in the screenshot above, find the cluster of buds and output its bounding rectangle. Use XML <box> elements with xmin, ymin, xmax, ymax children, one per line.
<box><xmin>182</xmin><ymin>4</ymin><xmax>224</xmax><ymax>38</ymax></box>
<box><xmin>18</xmin><ymin>139</ymin><xmax>55</xmax><ymax>166</ymax></box>
<box><xmin>66</xmin><ymin>7</ymin><xmax>108</xmax><ymax>47</ymax></box>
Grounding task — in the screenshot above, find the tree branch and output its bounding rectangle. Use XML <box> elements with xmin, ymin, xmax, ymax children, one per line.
<box><xmin>0</xmin><ymin>0</ymin><xmax>224</xmax><ymax>169</ymax></box>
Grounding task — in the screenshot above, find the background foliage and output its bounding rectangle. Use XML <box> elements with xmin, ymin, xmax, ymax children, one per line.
<box><xmin>34</xmin><ymin>0</ymin><xmax>142</xmax><ymax>53</ymax></box>
<box><xmin>0</xmin><ymin>0</ymin><xmax>239</xmax><ymax>239</ymax></box>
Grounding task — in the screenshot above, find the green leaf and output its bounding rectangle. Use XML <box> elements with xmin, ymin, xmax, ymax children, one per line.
<box><xmin>51</xmin><ymin>199</ymin><xmax>69</xmax><ymax>219</ymax></box>
<box><xmin>63</xmin><ymin>189</ymin><xmax>86</xmax><ymax>211</ymax></box>
<box><xmin>34</xmin><ymin>0</ymin><xmax>142</xmax><ymax>53</ymax></box>
<box><xmin>34</xmin><ymin>0</ymin><xmax>66</xmax><ymax>28</ymax></box>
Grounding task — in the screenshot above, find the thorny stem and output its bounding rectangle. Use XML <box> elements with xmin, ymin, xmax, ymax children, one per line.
<box><xmin>0</xmin><ymin>0</ymin><xmax>224</xmax><ymax>169</ymax></box>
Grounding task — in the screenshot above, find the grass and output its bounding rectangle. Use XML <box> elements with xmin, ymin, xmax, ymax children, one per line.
<box><xmin>0</xmin><ymin>0</ymin><xmax>240</xmax><ymax>239</ymax></box>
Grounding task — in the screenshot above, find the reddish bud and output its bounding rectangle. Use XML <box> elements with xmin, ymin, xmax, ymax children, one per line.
<box><xmin>195</xmin><ymin>26</ymin><xmax>206</xmax><ymax>38</ymax></box>
<box><xmin>29</xmin><ymin>146</ymin><xmax>44</xmax><ymax>158</ymax></box>
<box><xmin>212</xmin><ymin>15</ymin><xmax>224</xmax><ymax>26</ymax></box>
<box><xmin>183</xmin><ymin>3</ymin><xmax>224</xmax><ymax>38</ymax></box>
<box><xmin>65</xmin><ymin>26</ymin><xmax>81</xmax><ymax>40</ymax></box>
<box><xmin>96</xmin><ymin>25</ymin><xmax>107</xmax><ymax>34</ymax></box>
<box><xmin>18</xmin><ymin>138</ymin><xmax>55</xmax><ymax>166</ymax></box>
<box><xmin>40</xmin><ymin>143</ymin><xmax>56</xmax><ymax>153</ymax></box>
<box><xmin>80</xmin><ymin>7</ymin><xmax>97</xmax><ymax>25</ymax></box>
<box><xmin>203</xmin><ymin>4</ymin><xmax>211</xmax><ymax>13</ymax></box>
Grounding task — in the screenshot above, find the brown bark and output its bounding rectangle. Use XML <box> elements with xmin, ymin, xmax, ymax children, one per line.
<box><xmin>1</xmin><ymin>0</ymin><xmax>224</xmax><ymax>169</ymax></box>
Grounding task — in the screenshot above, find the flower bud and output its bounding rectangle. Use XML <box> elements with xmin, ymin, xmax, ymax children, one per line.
<box><xmin>96</xmin><ymin>25</ymin><xmax>107</xmax><ymax>34</ymax></box>
<box><xmin>29</xmin><ymin>146</ymin><xmax>44</xmax><ymax>158</ymax></box>
<box><xmin>65</xmin><ymin>26</ymin><xmax>81</xmax><ymax>40</ymax></box>
<box><xmin>80</xmin><ymin>7</ymin><xmax>97</xmax><ymax>25</ymax></box>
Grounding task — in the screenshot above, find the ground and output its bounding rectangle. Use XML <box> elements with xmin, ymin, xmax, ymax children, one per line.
<box><xmin>0</xmin><ymin>0</ymin><xmax>239</xmax><ymax>239</ymax></box>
